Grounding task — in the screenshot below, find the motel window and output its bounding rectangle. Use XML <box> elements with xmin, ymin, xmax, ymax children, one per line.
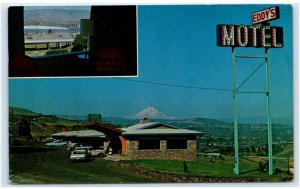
<box><xmin>23</xmin><ymin>6</ymin><xmax>91</xmax><ymax>57</ymax></box>
<box><xmin>167</xmin><ymin>138</ymin><xmax>187</xmax><ymax>149</ymax></box>
<box><xmin>139</xmin><ymin>138</ymin><xmax>160</xmax><ymax>150</ymax></box>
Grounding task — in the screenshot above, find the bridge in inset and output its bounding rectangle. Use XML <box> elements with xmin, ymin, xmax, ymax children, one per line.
<box><xmin>48</xmin><ymin>22</ymin><xmax>80</xmax><ymax>29</ymax></box>
<box><xmin>25</xmin><ymin>39</ymin><xmax>75</xmax><ymax>50</ymax></box>
<box><xmin>25</xmin><ymin>21</ymin><xmax>80</xmax><ymax>29</ymax></box>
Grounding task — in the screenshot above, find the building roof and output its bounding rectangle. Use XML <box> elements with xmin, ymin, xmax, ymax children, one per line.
<box><xmin>122</xmin><ymin>128</ymin><xmax>201</xmax><ymax>136</ymax></box>
<box><xmin>121</xmin><ymin>122</ymin><xmax>175</xmax><ymax>132</ymax></box>
<box><xmin>122</xmin><ymin>122</ymin><xmax>201</xmax><ymax>136</ymax></box>
<box><xmin>80</xmin><ymin>121</ymin><xmax>123</xmax><ymax>133</ymax></box>
<box><xmin>52</xmin><ymin>129</ymin><xmax>107</xmax><ymax>138</ymax></box>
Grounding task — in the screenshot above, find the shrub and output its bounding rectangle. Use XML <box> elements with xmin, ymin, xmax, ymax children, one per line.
<box><xmin>183</xmin><ymin>161</ymin><xmax>189</xmax><ymax>172</ymax></box>
<box><xmin>71</xmin><ymin>35</ymin><xmax>88</xmax><ymax>52</ymax></box>
<box><xmin>258</xmin><ymin>161</ymin><xmax>265</xmax><ymax>172</ymax></box>
<box><xmin>46</xmin><ymin>49</ymin><xmax>68</xmax><ymax>55</ymax></box>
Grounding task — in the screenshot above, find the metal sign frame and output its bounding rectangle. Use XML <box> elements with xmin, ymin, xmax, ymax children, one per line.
<box><xmin>231</xmin><ymin>46</ymin><xmax>273</xmax><ymax>175</ymax></box>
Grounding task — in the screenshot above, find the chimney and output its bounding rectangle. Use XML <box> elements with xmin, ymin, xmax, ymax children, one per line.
<box><xmin>140</xmin><ymin>118</ymin><xmax>151</xmax><ymax>124</ymax></box>
<box><xmin>88</xmin><ymin>114</ymin><xmax>102</xmax><ymax>122</ymax></box>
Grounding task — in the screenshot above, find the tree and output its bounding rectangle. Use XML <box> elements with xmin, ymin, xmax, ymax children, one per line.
<box><xmin>273</xmin><ymin>144</ymin><xmax>284</xmax><ymax>153</ymax></box>
<box><xmin>48</xmin><ymin>29</ymin><xmax>52</xmax><ymax>33</ymax></box>
<box><xmin>251</xmin><ymin>145</ymin><xmax>256</xmax><ymax>153</ymax></box>
<box><xmin>71</xmin><ymin>35</ymin><xmax>88</xmax><ymax>52</ymax></box>
<box><xmin>15</xmin><ymin>118</ymin><xmax>33</xmax><ymax>140</ymax></box>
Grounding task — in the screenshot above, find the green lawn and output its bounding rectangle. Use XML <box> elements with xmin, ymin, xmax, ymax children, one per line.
<box><xmin>126</xmin><ymin>157</ymin><xmax>293</xmax><ymax>182</ymax></box>
<box><xmin>9</xmin><ymin>147</ymin><xmax>159</xmax><ymax>184</ymax></box>
<box><xmin>9</xmin><ymin>143</ymin><xmax>293</xmax><ymax>184</ymax></box>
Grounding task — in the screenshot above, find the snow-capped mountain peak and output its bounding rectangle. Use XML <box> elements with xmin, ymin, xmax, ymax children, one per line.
<box><xmin>128</xmin><ymin>107</ymin><xmax>176</xmax><ymax>120</ymax></box>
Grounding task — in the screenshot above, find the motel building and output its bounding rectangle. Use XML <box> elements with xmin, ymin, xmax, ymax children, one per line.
<box><xmin>52</xmin><ymin>118</ymin><xmax>201</xmax><ymax>160</ymax></box>
<box><xmin>121</xmin><ymin>119</ymin><xmax>201</xmax><ymax>160</ymax></box>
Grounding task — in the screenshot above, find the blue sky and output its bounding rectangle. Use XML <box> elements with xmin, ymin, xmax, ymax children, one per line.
<box><xmin>9</xmin><ymin>5</ymin><xmax>293</xmax><ymax>120</ymax></box>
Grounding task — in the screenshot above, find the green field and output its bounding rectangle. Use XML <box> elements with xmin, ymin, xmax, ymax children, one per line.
<box><xmin>274</xmin><ymin>144</ymin><xmax>294</xmax><ymax>157</ymax></box>
<box><xmin>9</xmin><ymin>143</ymin><xmax>293</xmax><ymax>184</ymax></box>
<box><xmin>126</xmin><ymin>157</ymin><xmax>292</xmax><ymax>182</ymax></box>
<box><xmin>9</xmin><ymin>147</ymin><xmax>159</xmax><ymax>184</ymax></box>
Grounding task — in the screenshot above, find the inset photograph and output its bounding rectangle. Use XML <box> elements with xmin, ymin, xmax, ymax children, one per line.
<box><xmin>8</xmin><ymin>6</ymin><xmax>137</xmax><ymax>77</ymax></box>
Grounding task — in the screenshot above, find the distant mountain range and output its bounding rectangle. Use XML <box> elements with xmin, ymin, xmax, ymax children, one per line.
<box><xmin>127</xmin><ymin>107</ymin><xmax>176</xmax><ymax>120</ymax></box>
<box><xmin>9</xmin><ymin>106</ymin><xmax>292</xmax><ymax>125</ymax></box>
<box><xmin>24</xmin><ymin>9</ymin><xmax>90</xmax><ymax>24</ymax></box>
<box><xmin>8</xmin><ymin>106</ymin><xmax>293</xmax><ymax>144</ymax></box>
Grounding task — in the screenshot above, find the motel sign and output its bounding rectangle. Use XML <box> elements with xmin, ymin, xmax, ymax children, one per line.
<box><xmin>217</xmin><ymin>25</ymin><xmax>283</xmax><ymax>48</ymax></box>
<box><xmin>217</xmin><ymin>6</ymin><xmax>283</xmax><ymax>48</ymax></box>
<box><xmin>252</xmin><ymin>6</ymin><xmax>280</xmax><ymax>25</ymax></box>
<box><xmin>216</xmin><ymin>6</ymin><xmax>284</xmax><ymax>176</ymax></box>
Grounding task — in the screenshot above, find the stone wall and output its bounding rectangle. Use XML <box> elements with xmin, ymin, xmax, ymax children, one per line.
<box><xmin>125</xmin><ymin>138</ymin><xmax>197</xmax><ymax>160</ymax></box>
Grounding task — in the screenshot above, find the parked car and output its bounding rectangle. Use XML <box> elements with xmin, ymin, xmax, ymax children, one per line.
<box><xmin>67</xmin><ymin>142</ymin><xmax>77</xmax><ymax>151</ymax></box>
<box><xmin>91</xmin><ymin>149</ymin><xmax>105</xmax><ymax>157</ymax></box>
<box><xmin>45</xmin><ymin>139</ymin><xmax>68</xmax><ymax>147</ymax></box>
<box><xmin>74</xmin><ymin>146</ymin><xmax>93</xmax><ymax>155</ymax></box>
<box><xmin>70</xmin><ymin>149</ymin><xmax>90</xmax><ymax>162</ymax></box>
<box><xmin>41</xmin><ymin>137</ymin><xmax>56</xmax><ymax>143</ymax></box>
<box><xmin>74</xmin><ymin>145</ymin><xmax>105</xmax><ymax>157</ymax></box>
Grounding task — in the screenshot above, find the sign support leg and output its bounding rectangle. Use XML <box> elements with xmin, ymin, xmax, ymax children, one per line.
<box><xmin>232</xmin><ymin>47</ymin><xmax>239</xmax><ymax>175</ymax></box>
<box><xmin>265</xmin><ymin>47</ymin><xmax>273</xmax><ymax>175</ymax></box>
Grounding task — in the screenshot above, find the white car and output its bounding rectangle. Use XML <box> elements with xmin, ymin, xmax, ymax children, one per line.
<box><xmin>74</xmin><ymin>146</ymin><xmax>93</xmax><ymax>155</ymax></box>
<box><xmin>69</xmin><ymin>149</ymin><xmax>90</xmax><ymax>162</ymax></box>
<box><xmin>67</xmin><ymin>142</ymin><xmax>77</xmax><ymax>151</ymax></box>
<box><xmin>74</xmin><ymin>146</ymin><xmax>105</xmax><ymax>157</ymax></box>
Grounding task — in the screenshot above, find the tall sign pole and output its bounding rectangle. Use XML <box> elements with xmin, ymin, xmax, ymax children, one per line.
<box><xmin>265</xmin><ymin>47</ymin><xmax>273</xmax><ymax>175</ymax></box>
<box><xmin>232</xmin><ymin>47</ymin><xmax>239</xmax><ymax>175</ymax></box>
<box><xmin>216</xmin><ymin>6</ymin><xmax>282</xmax><ymax>176</ymax></box>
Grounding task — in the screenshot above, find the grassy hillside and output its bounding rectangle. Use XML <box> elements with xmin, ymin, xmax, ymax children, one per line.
<box><xmin>24</xmin><ymin>9</ymin><xmax>90</xmax><ymax>23</ymax></box>
<box><xmin>9</xmin><ymin>106</ymin><xmax>41</xmax><ymax>117</ymax></box>
<box><xmin>9</xmin><ymin>106</ymin><xmax>81</xmax><ymax>137</ymax></box>
<box><xmin>30</xmin><ymin>117</ymin><xmax>82</xmax><ymax>137</ymax></box>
